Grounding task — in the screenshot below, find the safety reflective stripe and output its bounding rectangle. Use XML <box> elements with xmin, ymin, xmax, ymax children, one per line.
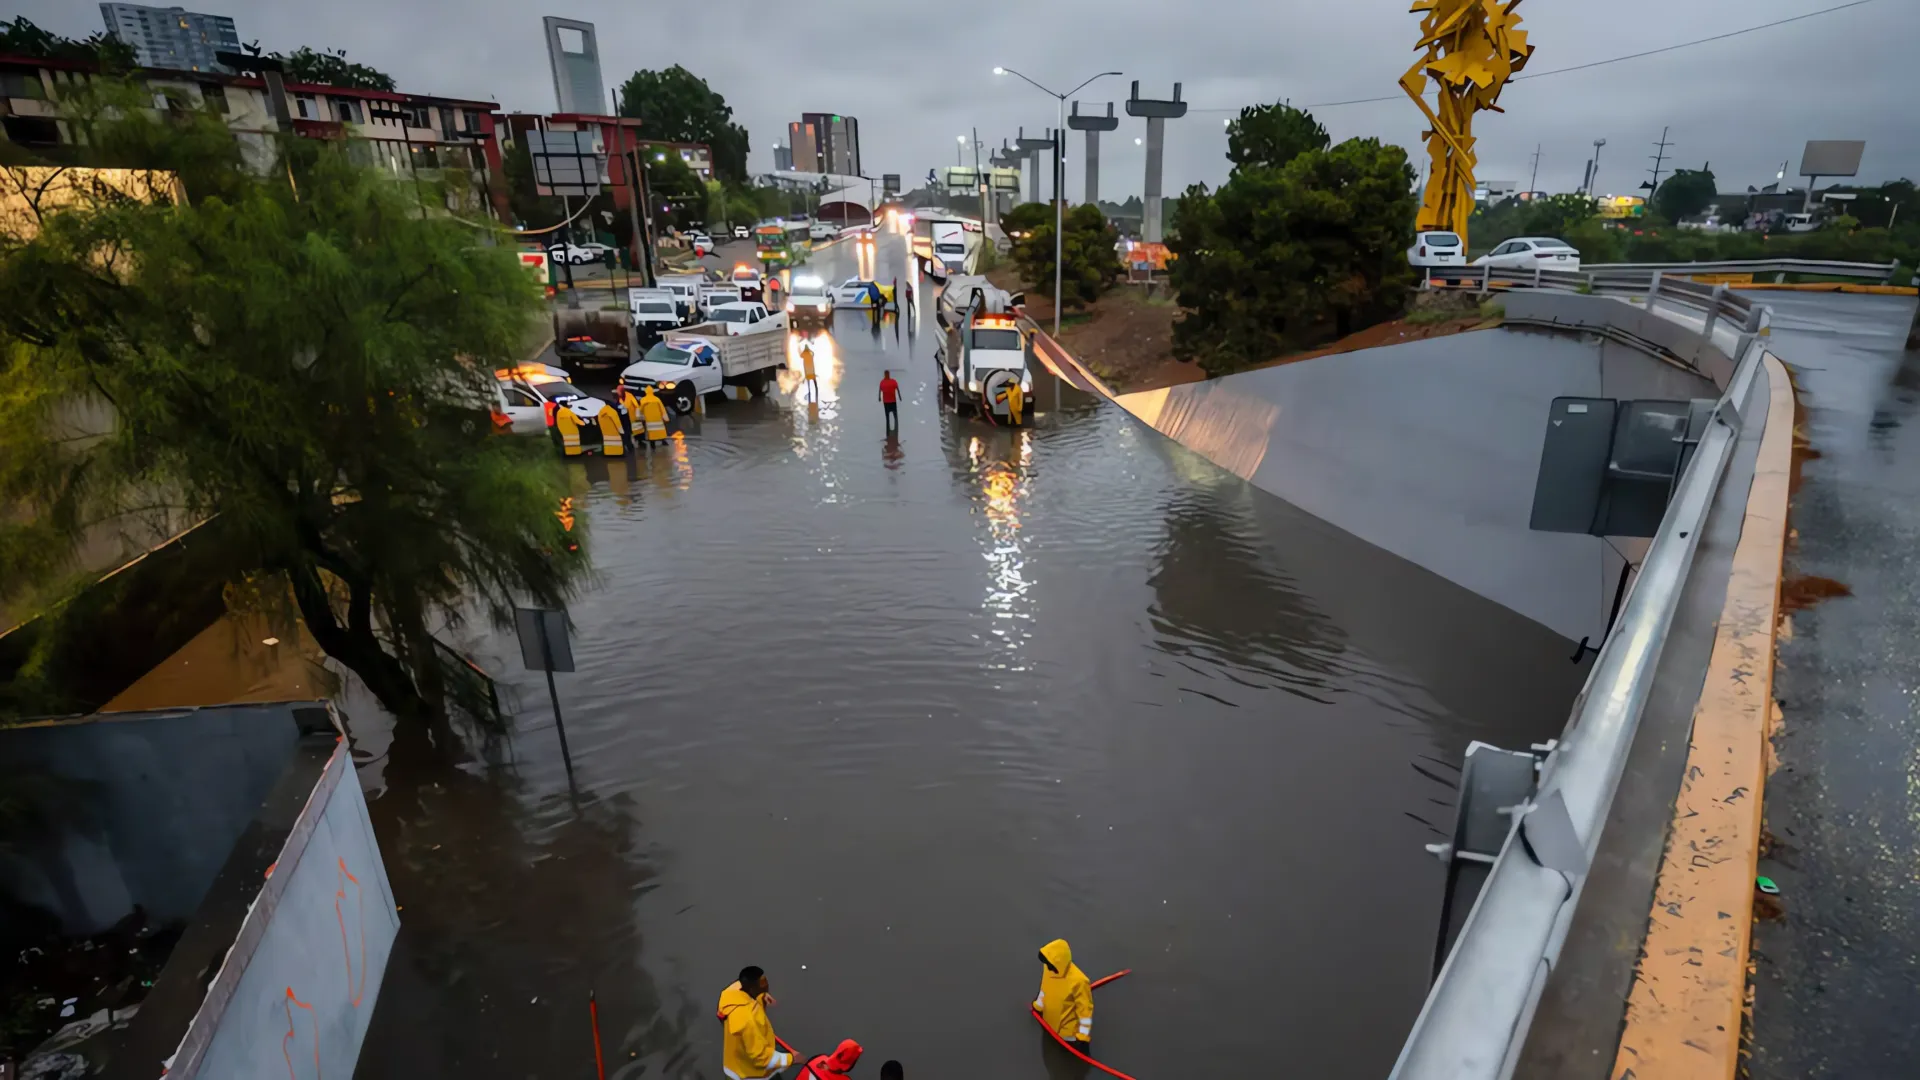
<box><xmin>1033</xmin><ymin>993</ymin><xmax>1044</xmax><ymax>1009</ymax></box>
<box><xmin>1077</xmin><ymin>1019</ymin><xmax>1093</xmax><ymax>1036</ymax></box>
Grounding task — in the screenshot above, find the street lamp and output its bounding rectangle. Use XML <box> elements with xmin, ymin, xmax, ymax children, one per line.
<box><xmin>957</xmin><ymin>133</ymin><xmax>967</xmax><ymax>166</ymax></box>
<box><xmin>994</xmin><ymin>65</ymin><xmax>1124</xmax><ymax>337</ymax></box>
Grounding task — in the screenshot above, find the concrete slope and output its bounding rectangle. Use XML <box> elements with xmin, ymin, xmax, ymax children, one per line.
<box><xmin>1115</xmin><ymin>326</ymin><xmax>1718</xmax><ymax>643</ymax></box>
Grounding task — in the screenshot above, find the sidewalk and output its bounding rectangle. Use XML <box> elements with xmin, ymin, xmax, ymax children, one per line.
<box><xmin>1750</xmin><ymin>294</ymin><xmax>1920</xmax><ymax>1078</ymax></box>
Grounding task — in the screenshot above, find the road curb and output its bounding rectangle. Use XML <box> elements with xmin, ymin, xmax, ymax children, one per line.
<box><xmin>1610</xmin><ymin>349</ymin><xmax>1794</xmax><ymax>1080</ymax></box>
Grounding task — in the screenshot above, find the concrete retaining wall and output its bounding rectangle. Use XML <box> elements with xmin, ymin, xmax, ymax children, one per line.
<box><xmin>0</xmin><ymin>704</ymin><xmax>304</xmax><ymax>934</ymax></box>
<box><xmin>1113</xmin><ymin>315</ymin><xmax>1720</xmax><ymax>643</ymax></box>
<box><xmin>161</xmin><ymin>741</ymin><xmax>398</xmax><ymax>1079</ymax></box>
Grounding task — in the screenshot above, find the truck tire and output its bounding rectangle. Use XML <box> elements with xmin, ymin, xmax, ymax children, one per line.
<box><xmin>748</xmin><ymin>370</ymin><xmax>771</xmax><ymax>398</ymax></box>
<box><xmin>669</xmin><ymin>382</ymin><xmax>698</xmax><ymax>415</ymax></box>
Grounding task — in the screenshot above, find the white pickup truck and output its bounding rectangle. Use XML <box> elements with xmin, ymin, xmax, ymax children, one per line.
<box><xmin>618</xmin><ymin>317</ymin><xmax>789</xmax><ymax>414</ymax></box>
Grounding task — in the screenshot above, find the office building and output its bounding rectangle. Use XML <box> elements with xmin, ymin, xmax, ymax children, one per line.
<box><xmin>542</xmin><ymin>17</ymin><xmax>604</xmax><ymax>115</ymax></box>
<box><xmin>788</xmin><ymin>113</ymin><xmax>860</xmax><ymax>176</ymax></box>
<box><xmin>98</xmin><ymin>4</ymin><xmax>240</xmax><ymax>73</ymax></box>
<box><xmin>773</xmin><ymin>142</ymin><xmax>793</xmax><ymax>172</ymax></box>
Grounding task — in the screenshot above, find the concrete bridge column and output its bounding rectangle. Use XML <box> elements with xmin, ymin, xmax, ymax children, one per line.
<box><xmin>1127</xmin><ymin>82</ymin><xmax>1188</xmax><ymax>242</ymax></box>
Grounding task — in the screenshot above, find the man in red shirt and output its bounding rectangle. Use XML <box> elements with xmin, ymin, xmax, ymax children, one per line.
<box><xmin>878</xmin><ymin>370</ymin><xmax>900</xmax><ymax>430</ymax></box>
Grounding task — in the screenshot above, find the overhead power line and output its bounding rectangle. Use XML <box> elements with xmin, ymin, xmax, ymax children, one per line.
<box><xmin>1188</xmin><ymin>0</ymin><xmax>1879</xmax><ymax>113</ymax></box>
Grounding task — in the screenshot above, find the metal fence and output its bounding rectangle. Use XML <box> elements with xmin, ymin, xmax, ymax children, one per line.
<box><xmin>1390</xmin><ymin>268</ymin><xmax>1773</xmax><ymax>1080</ymax></box>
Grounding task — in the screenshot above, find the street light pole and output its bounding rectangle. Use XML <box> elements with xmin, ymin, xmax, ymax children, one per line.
<box><xmin>995</xmin><ymin>66</ymin><xmax>1123</xmax><ymax>337</ymax></box>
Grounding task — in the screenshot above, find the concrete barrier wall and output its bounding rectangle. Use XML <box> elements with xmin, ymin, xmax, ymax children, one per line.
<box><xmin>164</xmin><ymin>742</ymin><xmax>398</xmax><ymax>1079</ymax></box>
<box><xmin>0</xmin><ymin>704</ymin><xmax>303</xmax><ymax>934</ymax></box>
<box><xmin>1114</xmin><ymin>321</ymin><xmax>1719</xmax><ymax>643</ymax></box>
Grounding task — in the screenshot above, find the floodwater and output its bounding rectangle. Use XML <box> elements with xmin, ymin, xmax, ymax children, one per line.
<box><xmin>351</xmin><ymin>232</ymin><xmax>1587</xmax><ymax>1079</ymax></box>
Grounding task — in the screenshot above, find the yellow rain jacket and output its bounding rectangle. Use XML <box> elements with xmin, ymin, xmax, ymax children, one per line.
<box><xmin>639</xmin><ymin>387</ymin><xmax>669</xmax><ymax>441</ymax></box>
<box><xmin>1034</xmin><ymin>938</ymin><xmax>1094</xmax><ymax>1044</ymax></box>
<box><xmin>716</xmin><ymin>981</ymin><xmax>791</xmax><ymax>1080</ymax></box>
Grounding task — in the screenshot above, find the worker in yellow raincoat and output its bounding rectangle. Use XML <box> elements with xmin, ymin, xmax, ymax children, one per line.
<box><xmin>1034</xmin><ymin>938</ymin><xmax>1093</xmax><ymax>1050</ymax></box>
<box><xmin>996</xmin><ymin>380</ymin><xmax>1025</xmax><ymax>426</ymax></box>
<box><xmin>618</xmin><ymin>386</ymin><xmax>644</xmax><ymax>447</ymax></box>
<box><xmin>637</xmin><ymin>385</ymin><xmax>670</xmax><ymax>450</ymax></box>
<box><xmin>552</xmin><ymin>403</ymin><xmax>584</xmax><ymax>456</ymax></box>
<box><xmin>717</xmin><ymin>966</ymin><xmax>793</xmax><ymax>1080</ymax></box>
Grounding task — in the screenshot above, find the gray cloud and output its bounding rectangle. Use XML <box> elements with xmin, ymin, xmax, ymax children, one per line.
<box><xmin>14</xmin><ymin>0</ymin><xmax>1916</xmax><ymax>197</ymax></box>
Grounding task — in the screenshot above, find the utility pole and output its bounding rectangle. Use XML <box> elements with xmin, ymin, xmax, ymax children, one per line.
<box><xmin>1645</xmin><ymin>125</ymin><xmax>1674</xmax><ymax>199</ymax></box>
<box><xmin>1527</xmin><ymin>143</ymin><xmax>1541</xmax><ymax>195</ymax></box>
<box><xmin>1589</xmin><ymin>138</ymin><xmax>1607</xmax><ymax>196</ymax></box>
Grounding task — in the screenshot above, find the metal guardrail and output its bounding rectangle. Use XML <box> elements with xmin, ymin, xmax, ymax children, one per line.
<box><xmin>1582</xmin><ymin>257</ymin><xmax>1902</xmax><ymax>282</ymax></box>
<box><xmin>1391</xmin><ymin>269</ymin><xmax>1773</xmax><ymax>1080</ymax></box>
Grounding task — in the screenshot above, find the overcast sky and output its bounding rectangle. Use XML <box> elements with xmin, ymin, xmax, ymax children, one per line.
<box><xmin>16</xmin><ymin>0</ymin><xmax>1917</xmax><ymax>199</ymax></box>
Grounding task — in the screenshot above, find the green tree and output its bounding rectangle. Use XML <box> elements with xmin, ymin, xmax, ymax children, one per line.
<box><xmin>616</xmin><ymin>66</ymin><xmax>750</xmax><ymax>182</ymax></box>
<box><xmin>1169</xmin><ymin>136</ymin><xmax>1418</xmax><ymax>376</ymax></box>
<box><xmin>1001</xmin><ymin>201</ymin><xmax>1052</xmax><ymax>238</ymax></box>
<box><xmin>1011</xmin><ymin>203</ymin><xmax>1123</xmax><ymax>311</ymax></box>
<box><xmin>1</xmin><ymin>16</ymin><xmax>136</xmax><ymax>69</ymax></box>
<box><xmin>1226</xmin><ymin>102</ymin><xmax>1329</xmax><ymax>170</ymax></box>
<box><xmin>642</xmin><ymin>150</ymin><xmax>705</xmax><ymax>228</ymax></box>
<box><xmin>273</xmin><ymin>46</ymin><xmax>396</xmax><ymax>91</ymax></box>
<box><xmin>1651</xmin><ymin>167</ymin><xmax>1717</xmax><ymax>222</ymax></box>
<box><xmin>0</xmin><ymin>85</ymin><xmax>583</xmax><ymax>722</ymax></box>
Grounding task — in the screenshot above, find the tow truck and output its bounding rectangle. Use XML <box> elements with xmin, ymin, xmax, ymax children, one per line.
<box><xmin>934</xmin><ymin>279</ymin><xmax>1032</xmax><ymax>424</ymax></box>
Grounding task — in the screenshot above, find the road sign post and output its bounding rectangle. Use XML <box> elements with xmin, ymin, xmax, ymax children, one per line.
<box><xmin>515</xmin><ymin>606</ymin><xmax>578</xmax><ymax>783</ymax></box>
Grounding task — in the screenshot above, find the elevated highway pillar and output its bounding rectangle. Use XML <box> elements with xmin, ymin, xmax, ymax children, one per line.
<box><xmin>1068</xmin><ymin>101</ymin><xmax>1120</xmax><ymax>206</ymax></box>
<box><xmin>1126</xmin><ymin>81</ymin><xmax>1188</xmax><ymax>242</ymax></box>
<box><xmin>1015</xmin><ymin>127</ymin><xmax>1057</xmax><ymax>205</ymax></box>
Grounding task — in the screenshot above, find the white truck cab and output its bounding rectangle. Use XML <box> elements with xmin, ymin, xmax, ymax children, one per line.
<box><xmin>934</xmin><ymin>281</ymin><xmax>1031</xmax><ymax>424</ymax></box>
<box><xmin>630</xmin><ymin>289</ymin><xmax>681</xmax><ymax>343</ymax></box>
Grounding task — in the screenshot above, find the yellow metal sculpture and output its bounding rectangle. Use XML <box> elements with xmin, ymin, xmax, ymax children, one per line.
<box><xmin>1400</xmin><ymin>0</ymin><xmax>1534</xmax><ymax>243</ymax></box>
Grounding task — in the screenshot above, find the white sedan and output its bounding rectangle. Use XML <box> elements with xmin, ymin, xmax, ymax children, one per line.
<box><xmin>546</xmin><ymin>242</ymin><xmax>609</xmax><ymax>266</ymax></box>
<box><xmin>830</xmin><ymin>278</ymin><xmax>896</xmax><ymax>308</ymax></box>
<box><xmin>1473</xmin><ymin>236</ymin><xmax>1581</xmax><ymax>271</ymax></box>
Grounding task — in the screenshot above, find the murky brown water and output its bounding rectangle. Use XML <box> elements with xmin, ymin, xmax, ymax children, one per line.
<box><xmin>349</xmin><ymin>234</ymin><xmax>1586</xmax><ymax>1079</ymax></box>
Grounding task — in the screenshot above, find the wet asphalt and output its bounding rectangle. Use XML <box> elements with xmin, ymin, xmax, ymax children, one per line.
<box><xmin>1748</xmin><ymin>292</ymin><xmax>1920</xmax><ymax>1079</ymax></box>
<box><xmin>346</xmin><ymin>231</ymin><xmax>1586</xmax><ymax>1079</ymax></box>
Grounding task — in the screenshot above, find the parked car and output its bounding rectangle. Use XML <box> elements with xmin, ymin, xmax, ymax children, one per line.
<box><xmin>546</xmin><ymin>242</ymin><xmax>606</xmax><ymax>266</ymax></box>
<box><xmin>732</xmin><ymin>223</ymin><xmax>751</xmax><ymax>240</ymax></box>
<box><xmin>1473</xmin><ymin>236</ymin><xmax>1581</xmax><ymax>271</ymax></box>
<box><xmin>831</xmin><ymin>278</ymin><xmax>895</xmax><ymax>308</ymax></box>
<box><xmin>493</xmin><ymin>363</ymin><xmax>612</xmax><ymax>437</ymax></box>
<box><xmin>705</xmin><ymin>301</ymin><xmax>786</xmax><ymax>336</ymax></box>
<box><xmin>809</xmin><ymin>221</ymin><xmax>839</xmax><ymax>242</ymax></box>
<box><xmin>1406</xmin><ymin>230</ymin><xmax>1466</xmax><ymax>268</ymax></box>
<box><xmin>688</xmin><ymin>232</ymin><xmax>715</xmax><ymax>256</ymax></box>
<box><xmin>729</xmin><ymin>264</ymin><xmax>766</xmax><ymax>301</ymax></box>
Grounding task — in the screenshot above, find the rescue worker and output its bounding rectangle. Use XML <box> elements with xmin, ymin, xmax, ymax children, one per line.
<box><xmin>717</xmin><ymin>966</ymin><xmax>793</xmax><ymax>1080</ymax></box>
<box><xmin>553</xmin><ymin>402</ymin><xmax>585</xmax><ymax>456</ymax></box>
<box><xmin>800</xmin><ymin>342</ymin><xmax>819</xmax><ymax>399</ymax></box>
<box><xmin>796</xmin><ymin>1038</ymin><xmax>863</xmax><ymax>1080</ymax></box>
<box><xmin>638</xmin><ymin>385</ymin><xmax>670</xmax><ymax>450</ymax></box>
<box><xmin>619</xmin><ymin>386</ymin><xmax>644</xmax><ymax>447</ymax></box>
<box><xmin>1034</xmin><ymin>939</ymin><xmax>1093</xmax><ymax>1051</ymax></box>
<box><xmin>999</xmin><ymin>379</ymin><xmax>1025</xmax><ymax>427</ymax></box>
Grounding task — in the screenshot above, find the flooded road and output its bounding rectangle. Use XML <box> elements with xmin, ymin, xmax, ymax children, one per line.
<box><xmin>353</xmin><ymin>232</ymin><xmax>1587</xmax><ymax>1079</ymax></box>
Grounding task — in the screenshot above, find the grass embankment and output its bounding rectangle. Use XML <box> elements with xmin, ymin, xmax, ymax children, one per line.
<box><xmin>990</xmin><ymin>272</ymin><xmax>1503</xmax><ymax>393</ymax></box>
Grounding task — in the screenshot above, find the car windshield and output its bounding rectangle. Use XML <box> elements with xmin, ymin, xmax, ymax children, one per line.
<box><xmin>533</xmin><ymin>381</ymin><xmax>586</xmax><ymax>400</ymax></box>
<box><xmin>1426</xmin><ymin>233</ymin><xmax>1461</xmax><ymax>247</ymax></box>
<box><xmin>712</xmin><ymin>309</ymin><xmax>751</xmax><ymax>322</ymax></box>
<box><xmin>641</xmin><ymin>343</ymin><xmax>694</xmax><ymax>366</ymax></box>
<box><xmin>969</xmin><ymin>328</ymin><xmax>1021</xmax><ymax>351</ymax></box>
<box><xmin>935</xmin><ymin>242</ymin><xmax>966</xmax><ymax>254</ymax></box>
<box><xmin>636</xmin><ymin>302</ymin><xmax>674</xmax><ymax>314</ymax></box>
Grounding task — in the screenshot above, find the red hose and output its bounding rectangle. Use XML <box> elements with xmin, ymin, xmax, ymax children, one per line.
<box><xmin>589</xmin><ymin>992</ymin><xmax>607</xmax><ymax>1080</ymax></box>
<box><xmin>1030</xmin><ymin>970</ymin><xmax>1138</xmax><ymax>1080</ymax></box>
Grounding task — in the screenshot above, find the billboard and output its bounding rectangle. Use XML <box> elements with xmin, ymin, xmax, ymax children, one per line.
<box><xmin>526</xmin><ymin>129</ymin><xmax>606</xmax><ymax>198</ymax></box>
<box><xmin>882</xmin><ymin>173</ymin><xmax>901</xmax><ymax>196</ymax></box>
<box><xmin>1800</xmin><ymin>140</ymin><xmax>1865</xmax><ymax>178</ymax></box>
